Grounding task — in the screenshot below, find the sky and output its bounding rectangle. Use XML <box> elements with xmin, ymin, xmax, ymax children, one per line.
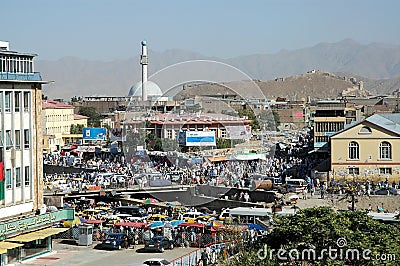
<box><xmin>1</xmin><ymin>0</ymin><xmax>400</xmax><ymax>60</ymax></box>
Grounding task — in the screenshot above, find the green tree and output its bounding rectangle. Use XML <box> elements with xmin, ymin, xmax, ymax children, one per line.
<box><xmin>70</xmin><ymin>124</ymin><xmax>84</xmax><ymax>134</ymax></box>
<box><xmin>78</xmin><ymin>106</ymin><xmax>102</xmax><ymax>127</ymax></box>
<box><xmin>216</xmin><ymin>138</ymin><xmax>231</xmax><ymax>149</ymax></box>
<box><xmin>224</xmin><ymin>207</ymin><xmax>400</xmax><ymax>266</ymax></box>
<box><xmin>238</xmin><ymin>107</ymin><xmax>260</xmax><ymax>131</ymax></box>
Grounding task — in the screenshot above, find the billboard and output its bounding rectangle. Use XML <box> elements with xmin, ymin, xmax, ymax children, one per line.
<box><xmin>83</xmin><ymin>128</ymin><xmax>107</xmax><ymax>140</ymax></box>
<box><xmin>186</xmin><ymin>131</ymin><xmax>216</xmax><ymax>147</ymax></box>
<box><xmin>225</xmin><ymin>125</ymin><xmax>252</xmax><ymax>140</ymax></box>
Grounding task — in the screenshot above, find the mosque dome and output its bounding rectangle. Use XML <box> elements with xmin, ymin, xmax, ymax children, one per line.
<box><xmin>128</xmin><ymin>81</ymin><xmax>163</xmax><ymax>97</ymax></box>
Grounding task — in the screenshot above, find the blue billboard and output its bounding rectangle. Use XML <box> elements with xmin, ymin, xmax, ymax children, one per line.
<box><xmin>186</xmin><ymin>131</ymin><xmax>216</xmax><ymax>147</ymax></box>
<box><xmin>83</xmin><ymin>128</ymin><xmax>107</xmax><ymax>140</ymax></box>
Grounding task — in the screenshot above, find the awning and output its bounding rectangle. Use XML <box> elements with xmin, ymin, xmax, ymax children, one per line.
<box><xmin>205</xmin><ymin>156</ymin><xmax>228</xmax><ymax>162</ymax></box>
<box><xmin>7</xmin><ymin>227</ymin><xmax>69</xmax><ymax>243</ymax></box>
<box><xmin>0</xmin><ymin>241</ymin><xmax>23</xmax><ymax>251</ymax></box>
<box><xmin>114</xmin><ymin>222</ymin><xmax>147</xmax><ymax>228</ymax></box>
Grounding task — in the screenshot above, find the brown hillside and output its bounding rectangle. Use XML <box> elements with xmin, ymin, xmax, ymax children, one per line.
<box><xmin>176</xmin><ymin>71</ymin><xmax>369</xmax><ymax>100</ymax></box>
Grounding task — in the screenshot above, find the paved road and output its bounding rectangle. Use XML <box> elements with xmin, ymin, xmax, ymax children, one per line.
<box><xmin>22</xmin><ymin>240</ymin><xmax>199</xmax><ymax>266</ymax></box>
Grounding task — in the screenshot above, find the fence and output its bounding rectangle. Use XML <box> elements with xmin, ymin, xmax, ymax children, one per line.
<box><xmin>168</xmin><ymin>248</ymin><xmax>202</xmax><ymax>266</ymax></box>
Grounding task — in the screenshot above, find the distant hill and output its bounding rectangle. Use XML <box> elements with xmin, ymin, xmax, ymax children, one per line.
<box><xmin>36</xmin><ymin>39</ymin><xmax>400</xmax><ymax>100</ymax></box>
<box><xmin>176</xmin><ymin>71</ymin><xmax>372</xmax><ymax>100</ymax></box>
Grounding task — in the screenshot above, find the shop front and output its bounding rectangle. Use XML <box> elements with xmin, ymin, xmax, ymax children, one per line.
<box><xmin>0</xmin><ymin>209</ymin><xmax>74</xmax><ymax>265</ymax></box>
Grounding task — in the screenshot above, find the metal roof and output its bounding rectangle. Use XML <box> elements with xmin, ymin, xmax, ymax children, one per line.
<box><xmin>366</xmin><ymin>113</ymin><xmax>400</xmax><ymax>135</ymax></box>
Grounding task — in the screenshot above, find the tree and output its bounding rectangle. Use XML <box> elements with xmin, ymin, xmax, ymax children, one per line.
<box><xmin>223</xmin><ymin>207</ymin><xmax>400</xmax><ymax>266</ymax></box>
<box><xmin>238</xmin><ymin>107</ymin><xmax>260</xmax><ymax>131</ymax></box>
<box><xmin>70</xmin><ymin>124</ymin><xmax>84</xmax><ymax>134</ymax></box>
<box><xmin>78</xmin><ymin>106</ymin><xmax>102</xmax><ymax>127</ymax></box>
<box><xmin>216</xmin><ymin>138</ymin><xmax>231</xmax><ymax>149</ymax></box>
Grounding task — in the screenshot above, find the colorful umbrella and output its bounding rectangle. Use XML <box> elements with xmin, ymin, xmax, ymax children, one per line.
<box><xmin>170</xmin><ymin>220</ymin><xmax>185</xmax><ymax>227</ymax></box>
<box><xmin>143</xmin><ymin>198</ymin><xmax>159</xmax><ymax>204</ymax></box>
<box><xmin>149</xmin><ymin>221</ymin><xmax>165</xmax><ymax>229</ymax></box>
<box><xmin>207</xmin><ymin>221</ymin><xmax>224</xmax><ymax>227</ymax></box>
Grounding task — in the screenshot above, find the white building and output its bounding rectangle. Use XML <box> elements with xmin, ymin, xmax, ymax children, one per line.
<box><xmin>0</xmin><ymin>41</ymin><xmax>73</xmax><ymax>264</ymax></box>
<box><xmin>0</xmin><ymin>41</ymin><xmax>46</xmax><ymax>215</ymax></box>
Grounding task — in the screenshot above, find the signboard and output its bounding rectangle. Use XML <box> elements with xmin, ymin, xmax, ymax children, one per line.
<box><xmin>0</xmin><ymin>209</ymin><xmax>74</xmax><ymax>237</ymax></box>
<box><xmin>225</xmin><ymin>125</ymin><xmax>252</xmax><ymax>140</ymax></box>
<box><xmin>83</xmin><ymin>128</ymin><xmax>107</xmax><ymax>140</ymax></box>
<box><xmin>186</xmin><ymin>131</ymin><xmax>216</xmax><ymax>147</ymax></box>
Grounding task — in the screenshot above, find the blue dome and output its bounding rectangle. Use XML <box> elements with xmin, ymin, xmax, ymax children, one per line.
<box><xmin>128</xmin><ymin>81</ymin><xmax>162</xmax><ymax>97</ymax></box>
<box><xmin>141</xmin><ymin>40</ymin><xmax>147</xmax><ymax>46</ymax></box>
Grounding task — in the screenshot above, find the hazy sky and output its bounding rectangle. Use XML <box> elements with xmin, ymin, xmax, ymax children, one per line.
<box><xmin>1</xmin><ymin>0</ymin><xmax>400</xmax><ymax>60</ymax></box>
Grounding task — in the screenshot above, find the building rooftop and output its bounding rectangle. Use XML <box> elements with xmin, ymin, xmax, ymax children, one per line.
<box><xmin>42</xmin><ymin>100</ymin><xmax>74</xmax><ymax>109</ymax></box>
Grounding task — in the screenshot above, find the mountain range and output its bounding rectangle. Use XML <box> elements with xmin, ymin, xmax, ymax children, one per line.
<box><xmin>36</xmin><ymin>39</ymin><xmax>400</xmax><ymax>100</ymax></box>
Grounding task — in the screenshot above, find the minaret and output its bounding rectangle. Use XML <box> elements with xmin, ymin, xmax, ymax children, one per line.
<box><xmin>140</xmin><ymin>40</ymin><xmax>148</xmax><ymax>102</ymax></box>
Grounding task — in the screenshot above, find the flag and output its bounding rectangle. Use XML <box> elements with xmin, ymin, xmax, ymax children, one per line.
<box><xmin>0</xmin><ymin>148</ymin><xmax>4</xmax><ymax>200</ymax></box>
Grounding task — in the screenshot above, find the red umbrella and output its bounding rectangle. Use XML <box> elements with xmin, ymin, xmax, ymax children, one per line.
<box><xmin>178</xmin><ymin>223</ymin><xmax>205</xmax><ymax>228</ymax></box>
<box><xmin>114</xmin><ymin>222</ymin><xmax>147</xmax><ymax>228</ymax></box>
<box><xmin>85</xmin><ymin>220</ymin><xmax>105</xmax><ymax>224</ymax></box>
<box><xmin>143</xmin><ymin>198</ymin><xmax>159</xmax><ymax>204</ymax></box>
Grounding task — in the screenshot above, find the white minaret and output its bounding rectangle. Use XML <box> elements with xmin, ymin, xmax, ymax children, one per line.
<box><xmin>140</xmin><ymin>40</ymin><xmax>148</xmax><ymax>102</ymax></box>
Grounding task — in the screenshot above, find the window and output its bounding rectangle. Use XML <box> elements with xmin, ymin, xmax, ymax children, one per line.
<box><xmin>221</xmin><ymin>129</ymin><xmax>227</xmax><ymax>138</ymax></box>
<box><xmin>379</xmin><ymin>142</ymin><xmax>392</xmax><ymax>160</ymax></box>
<box><xmin>379</xmin><ymin>168</ymin><xmax>392</xmax><ymax>175</ymax></box>
<box><xmin>348</xmin><ymin>141</ymin><xmax>359</xmax><ymax>160</ymax></box>
<box><xmin>0</xmin><ymin>91</ymin><xmax>2</xmax><ymax>112</ymax></box>
<box><xmin>6</xmin><ymin>130</ymin><xmax>13</xmax><ymax>149</ymax></box>
<box><xmin>15</xmin><ymin>130</ymin><xmax>21</xmax><ymax>149</ymax></box>
<box><xmin>348</xmin><ymin>167</ymin><xmax>359</xmax><ymax>175</ymax></box>
<box><xmin>15</xmin><ymin>167</ymin><xmax>21</xmax><ymax>187</ymax></box>
<box><xmin>6</xmin><ymin>169</ymin><xmax>12</xmax><ymax>189</ymax></box>
<box><xmin>23</xmin><ymin>129</ymin><xmax>30</xmax><ymax>149</ymax></box>
<box><xmin>23</xmin><ymin>92</ymin><xmax>30</xmax><ymax>112</ymax></box>
<box><xmin>14</xmin><ymin>92</ymin><xmax>20</xmax><ymax>112</ymax></box>
<box><xmin>24</xmin><ymin>166</ymin><xmax>30</xmax><ymax>186</ymax></box>
<box><xmin>5</xmin><ymin>92</ymin><xmax>11</xmax><ymax>112</ymax></box>
<box><xmin>359</xmin><ymin>126</ymin><xmax>372</xmax><ymax>134</ymax></box>
<box><xmin>166</xmin><ymin>129</ymin><xmax>173</xmax><ymax>139</ymax></box>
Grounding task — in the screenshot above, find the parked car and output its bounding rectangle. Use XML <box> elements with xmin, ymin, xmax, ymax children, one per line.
<box><xmin>374</xmin><ymin>187</ymin><xmax>398</xmax><ymax>195</ymax></box>
<box><xmin>144</xmin><ymin>236</ymin><xmax>174</xmax><ymax>252</ymax></box>
<box><xmin>101</xmin><ymin>233</ymin><xmax>128</xmax><ymax>250</ymax></box>
<box><xmin>114</xmin><ymin>206</ymin><xmax>148</xmax><ymax>219</ymax></box>
<box><xmin>143</xmin><ymin>258</ymin><xmax>171</xmax><ymax>266</ymax></box>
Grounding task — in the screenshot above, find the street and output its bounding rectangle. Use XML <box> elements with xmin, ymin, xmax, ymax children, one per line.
<box><xmin>22</xmin><ymin>239</ymin><xmax>199</xmax><ymax>266</ymax></box>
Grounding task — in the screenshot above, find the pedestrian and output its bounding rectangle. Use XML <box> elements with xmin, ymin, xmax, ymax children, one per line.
<box><xmin>302</xmin><ymin>188</ymin><xmax>307</xmax><ymax>200</ymax></box>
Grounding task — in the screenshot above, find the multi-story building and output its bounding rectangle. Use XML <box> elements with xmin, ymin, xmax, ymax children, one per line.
<box><xmin>313</xmin><ymin>100</ymin><xmax>362</xmax><ymax>154</ymax></box>
<box><xmin>42</xmin><ymin>100</ymin><xmax>88</xmax><ymax>152</ymax></box>
<box><xmin>0</xmin><ymin>41</ymin><xmax>73</xmax><ymax>264</ymax></box>
<box><xmin>330</xmin><ymin>113</ymin><xmax>400</xmax><ymax>182</ymax></box>
<box><xmin>123</xmin><ymin>113</ymin><xmax>252</xmax><ymax>148</ymax></box>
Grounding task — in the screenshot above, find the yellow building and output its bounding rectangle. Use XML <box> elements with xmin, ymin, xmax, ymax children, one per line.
<box><xmin>42</xmin><ymin>100</ymin><xmax>88</xmax><ymax>152</ymax></box>
<box><xmin>331</xmin><ymin>113</ymin><xmax>400</xmax><ymax>182</ymax></box>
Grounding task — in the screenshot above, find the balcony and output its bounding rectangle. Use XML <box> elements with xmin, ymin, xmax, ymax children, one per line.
<box><xmin>0</xmin><ymin>72</ymin><xmax>42</xmax><ymax>81</ymax></box>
